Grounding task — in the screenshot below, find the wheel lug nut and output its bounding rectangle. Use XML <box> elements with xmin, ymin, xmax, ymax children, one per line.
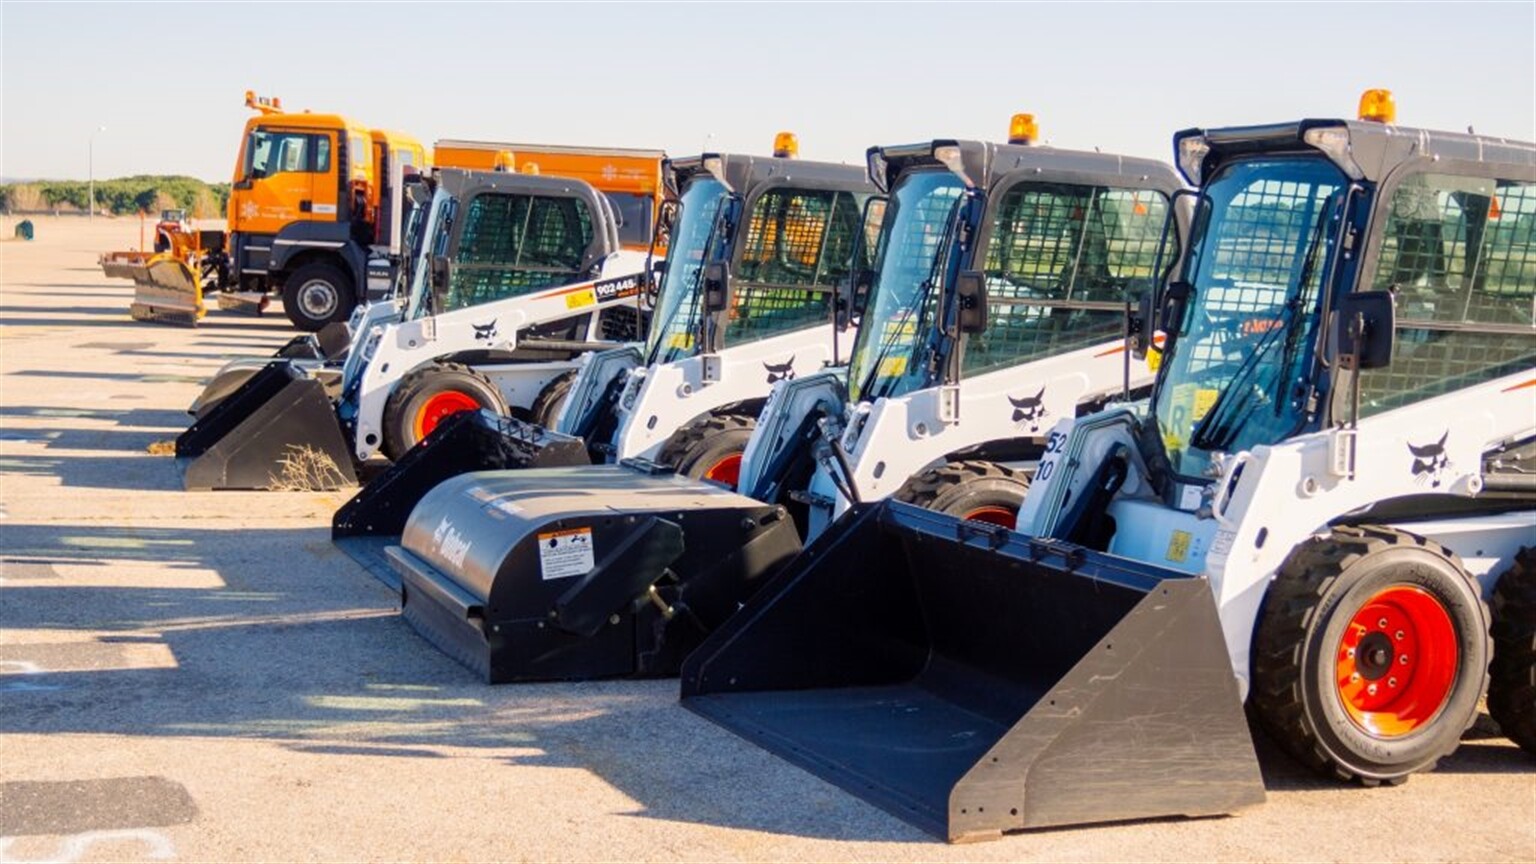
<box><xmin>1388</xmin><ymin>677</ymin><xmax>1398</xmax><ymax>687</ymax></box>
<box><xmin>1347</xmin><ymin>648</ymin><xmax>1356</xmax><ymax>658</ymax></box>
<box><xmin>1395</xmin><ymin>630</ymin><xmax>1405</xmax><ymax>641</ymax></box>
<box><xmin>1367</xmin><ymin>684</ymin><xmax>1378</xmax><ymax>695</ymax></box>
<box><xmin>1399</xmin><ymin>654</ymin><xmax>1409</xmax><ymax>665</ymax></box>
<box><xmin>1351</xmin><ymin>673</ymin><xmax>1360</xmax><ymax>682</ymax></box>
<box><xmin>1378</xmin><ymin>618</ymin><xmax>1388</xmax><ymax>628</ymax></box>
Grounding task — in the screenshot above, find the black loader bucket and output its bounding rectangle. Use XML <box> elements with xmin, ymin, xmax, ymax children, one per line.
<box><xmin>388</xmin><ymin>466</ymin><xmax>802</xmax><ymax>682</ymax></box>
<box><xmin>681</xmin><ymin>501</ymin><xmax>1264</xmax><ymax>843</ymax></box>
<box><xmin>187</xmin><ymin>359</ymin><xmax>340</xmax><ymax>419</ymax></box>
<box><xmin>175</xmin><ymin>361</ymin><xmax>355</xmax><ymax>490</ymax></box>
<box><xmin>276</xmin><ymin>321</ymin><xmax>352</xmax><ymax>361</ymax></box>
<box><xmin>332</xmin><ymin>410</ymin><xmax>589</xmax><ymax>584</ymax></box>
<box><xmin>128</xmin><ymin>256</ymin><xmax>204</xmax><ymax>326</ymax></box>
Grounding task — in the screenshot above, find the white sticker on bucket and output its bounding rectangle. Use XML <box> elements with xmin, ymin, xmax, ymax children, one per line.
<box><xmin>538</xmin><ymin>528</ymin><xmax>595</xmax><ymax>580</ymax></box>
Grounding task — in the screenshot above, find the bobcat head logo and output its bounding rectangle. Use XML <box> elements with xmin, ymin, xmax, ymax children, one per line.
<box><xmin>1408</xmin><ymin>431</ymin><xmax>1451</xmax><ymax>488</ymax></box>
<box><xmin>764</xmin><ymin>357</ymin><xmax>797</xmax><ymax>384</ymax></box>
<box><xmin>472</xmin><ymin>320</ymin><xmax>498</xmax><ymax>342</ymax></box>
<box><xmin>1009</xmin><ymin>387</ymin><xmax>1048</xmax><ymax>432</ymax></box>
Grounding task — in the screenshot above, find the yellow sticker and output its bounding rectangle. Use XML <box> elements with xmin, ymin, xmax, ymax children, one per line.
<box><xmin>1166</xmin><ymin>530</ymin><xmax>1192</xmax><ymax>563</ymax></box>
<box><xmin>879</xmin><ymin>355</ymin><xmax>908</xmax><ymax>378</ymax></box>
<box><xmin>565</xmin><ymin>288</ymin><xmax>597</xmax><ymax>309</ymax></box>
<box><xmin>668</xmin><ymin>333</ymin><xmax>695</xmax><ymax>350</ymax></box>
<box><xmin>1192</xmin><ymin>388</ymin><xmax>1219</xmax><ymax>421</ymax></box>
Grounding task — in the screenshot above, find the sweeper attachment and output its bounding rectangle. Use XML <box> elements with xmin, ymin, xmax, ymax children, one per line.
<box><xmin>332</xmin><ymin>410</ymin><xmax>589</xmax><ymax>580</ymax></box>
<box><xmin>388</xmin><ymin>466</ymin><xmax>801</xmax><ymax>682</ymax></box>
<box><xmin>176</xmin><ymin>361</ymin><xmax>354</xmax><ymax>490</ymax></box>
<box><xmin>681</xmin><ymin>500</ymin><xmax>1265</xmax><ymax>842</ymax></box>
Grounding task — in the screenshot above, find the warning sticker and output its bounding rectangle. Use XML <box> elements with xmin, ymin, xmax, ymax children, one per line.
<box><xmin>565</xmin><ymin>288</ymin><xmax>597</xmax><ymax>309</ymax></box>
<box><xmin>538</xmin><ymin>527</ymin><xmax>595</xmax><ymax>580</ymax></box>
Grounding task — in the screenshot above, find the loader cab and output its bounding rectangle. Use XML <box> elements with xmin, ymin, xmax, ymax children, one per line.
<box><xmin>1147</xmin><ymin>115</ymin><xmax>1536</xmax><ymax>498</ymax></box>
<box><xmin>847</xmin><ymin>139</ymin><xmax>1184</xmax><ymax>407</ymax></box>
<box><xmin>645</xmin><ymin>153</ymin><xmax>875</xmax><ymax>365</ymax></box>
<box><xmin>398</xmin><ymin>168</ymin><xmax>618</xmax><ymax>322</ymax></box>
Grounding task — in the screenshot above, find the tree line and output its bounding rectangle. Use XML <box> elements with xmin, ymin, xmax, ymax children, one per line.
<box><xmin>0</xmin><ymin>176</ymin><xmax>231</xmax><ymax>218</ymax></box>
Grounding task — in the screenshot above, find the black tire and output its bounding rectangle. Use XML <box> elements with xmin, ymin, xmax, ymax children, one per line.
<box><xmin>657</xmin><ymin>413</ymin><xmax>757</xmax><ymax>488</ymax></box>
<box><xmin>530</xmin><ymin>371</ymin><xmax>578</xmax><ymax>430</ymax></box>
<box><xmin>1488</xmin><ymin>546</ymin><xmax>1536</xmax><ymax>755</ymax></box>
<box><xmin>1251</xmin><ymin>525</ymin><xmax>1490</xmax><ymax>785</ymax></box>
<box><xmin>381</xmin><ymin>363</ymin><xmax>507</xmax><ymax>461</ymax></box>
<box><xmin>892</xmin><ymin>460</ymin><xmax>1030</xmax><ymax>528</ymax></box>
<box><xmin>281</xmin><ymin>261</ymin><xmax>356</xmax><ymax>332</ymax></box>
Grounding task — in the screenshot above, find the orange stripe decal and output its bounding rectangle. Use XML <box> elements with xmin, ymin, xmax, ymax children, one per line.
<box><xmin>1502</xmin><ymin>378</ymin><xmax>1536</xmax><ymax>393</ymax></box>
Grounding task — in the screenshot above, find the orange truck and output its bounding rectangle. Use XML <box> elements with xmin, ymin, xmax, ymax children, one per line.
<box><xmin>127</xmin><ymin>92</ymin><xmax>428</xmax><ymax>329</ymax></box>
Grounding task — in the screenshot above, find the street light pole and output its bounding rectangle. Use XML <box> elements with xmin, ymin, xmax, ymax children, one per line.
<box><xmin>89</xmin><ymin>125</ymin><xmax>106</xmax><ymax>221</ymax></box>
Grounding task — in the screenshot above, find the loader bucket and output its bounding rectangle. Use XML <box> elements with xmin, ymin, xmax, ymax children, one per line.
<box><xmin>681</xmin><ymin>501</ymin><xmax>1265</xmax><ymax>843</ymax></box>
<box><xmin>175</xmin><ymin>361</ymin><xmax>356</xmax><ymax>490</ymax></box>
<box><xmin>388</xmin><ymin>466</ymin><xmax>802</xmax><ymax>683</ymax></box>
<box><xmin>332</xmin><ymin>410</ymin><xmax>590</xmax><ymax>584</ymax></box>
<box><xmin>188</xmin><ymin>358</ymin><xmax>340</xmax><ymax>419</ymax></box>
<box><xmin>127</xmin><ymin>257</ymin><xmax>204</xmax><ymax>326</ymax></box>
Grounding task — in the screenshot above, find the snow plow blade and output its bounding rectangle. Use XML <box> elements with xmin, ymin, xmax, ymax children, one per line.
<box><xmin>332</xmin><ymin>411</ymin><xmax>589</xmax><ymax>582</ymax></box>
<box><xmin>681</xmin><ymin>501</ymin><xmax>1264</xmax><ymax>843</ymax></box>
<box><xmin>100</xmin><ymin>250</ymin><xmax>152</xmax><ymax>281</ymax></box>
<box><xmin>389</xmin><ymin>466</ymin><xmax>802</xmax><ymax>682</ymax></box>
<box><xmin>127</xmin><ymin>256</ymin><xmax>204</xmax><ymax>326</ymax></box>
<box><xmin>175</xmin><ymin>360</ymin><xmax>355</xmax><ymax>490</ymax></box>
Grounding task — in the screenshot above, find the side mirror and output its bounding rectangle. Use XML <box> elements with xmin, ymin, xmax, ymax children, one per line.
<box><xmin>644</xmin><ymin>259</ymin><xmax>667</xmax><ymax>296</ymax></box>
<box><xmin>1335</xmin><ymin>290</ymin><xmax>1395</xmax><ymax>370</ymax></box>
<box><xmin>834</xmin><ymin>267</ymin><xmax>874</xmax><ymax>329</ymax></box>
<box><xmin>431</xmin><ymin>255</ymin><xmax>452</xmax><ymax>292</ymax></box>
<box><xmin>702</xmin><ymin>261</ymin><xmax>729</xmax><ymax>313</ymax></box>
<box><xmin>955</xmin><ymin>270</ymin><xmax>988</xmax><ymax>335</ymax></box>
<box><xmin>1129</xmin><ymin>290</ymin><xmax>1156</xmax><ymax>359</ymax></box>
<box><xmin>233</xmin><ymin>179</ymin><xmax>253</xmax><ymax>191</ymax></box>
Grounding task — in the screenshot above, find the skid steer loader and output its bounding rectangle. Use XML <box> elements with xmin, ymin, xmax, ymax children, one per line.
<box><xmin>738</xmin><ymin>120</ymin><xmax>1185</xmax><ymax>539</ymax></box>
<box><xmin>332</xmin><ymin>139</ymin><xmax>876</xmax><ymax>573</ymax></box>
<box><xmin>682</xmin><ymin>91</ymin><xmax>1536</xmax><ymax>842</ymax></box>
<box><xmin>175</xmin><ymin>167</ymin><xmax>649</xmax><ymax>490</ymax></box>
<box><xmin>344</xmin><ymin>140</ymin><xmax>882</xmax><ymax>679</ymax></box>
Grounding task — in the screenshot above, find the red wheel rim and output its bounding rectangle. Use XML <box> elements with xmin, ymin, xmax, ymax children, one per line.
<box><xmin>413</xmin><ymin>391</ymin><xmax>481</xmax><ymax>441</ymax></box>
<box><xmin>702</xmin><ymin>453</ymin><xmax>742</xmax><ymax>488</ymax></box>
<box><xmin>1334</xmin><ymin>585</ymin><xmax>1458</xmax><ymax>738</ymax></box>
<box><xmin>960</xmin><ymin>506</ymin><xmax>1017</xmax><ymax>529</ymax></box>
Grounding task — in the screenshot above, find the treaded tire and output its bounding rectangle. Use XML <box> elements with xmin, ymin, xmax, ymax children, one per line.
<box><xmin>1488</xmin><ymin>546</ymin><xmax>1536</xmax><ymax>756</ymax></box>
<box><xmin>657</xmin><ymin>413</ymin><xmax>757</xmax><ymax>488</ymax></box>
<box><xmin>892</xmin><ymin>460</ymin><xmax>1030</xmax><ymax>528</ymax></box>
<box><xmin>1251</xmin><ymin>525</ymin><xmax>1490</xmax><ymax>785</ymax></box>
<box><xmin>530</xmin><ymin>371</ymin><xmax>578</xmax><ymax>430</ymax></box>
<box><xmin>381</xmin><ymin>362</ymin><xmax>507</xmax><ymax>461</ymax></box>
<box><xmin>282</xmin><ymin>261</ymin><xmax>356</xmax><ymax>332</ymax></box>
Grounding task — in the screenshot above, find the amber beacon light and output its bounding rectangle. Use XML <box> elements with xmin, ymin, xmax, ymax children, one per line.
<box><xmin>1358</xmin><ymin>89</ymin><xmax>1397</xmax><ymax>124</ymax></box>
<box><xmin>773</xmin><ymin>132</ymin><xmax>799</xmax><ymax>159</ymax></box>
<box><xmin>1008</xmin><ymin>113</ymin><xmax>1039</xmax><ymax>145</ymax></box>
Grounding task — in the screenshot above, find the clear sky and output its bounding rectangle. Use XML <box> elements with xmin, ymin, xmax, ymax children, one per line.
<box><xmin>3</xmin><ymin>1</ymin><xmax>1532</xmax><ymax>182</ymax></box>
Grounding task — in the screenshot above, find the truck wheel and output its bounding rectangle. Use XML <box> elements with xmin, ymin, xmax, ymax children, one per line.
<box><xmin>382</xmin><ymin>363</ymin><xmax>507</xmax><ymax>461</ymax></box>
<box><xmin>658</xmin><ymin>413</ymin><xmax>756</xmax><ymax>489</ymax></box>
<box><xmin>893</xmin><ymin>461</ymin><xmax>1030</xmax><ymax>528</ymax></box>
<box><xmin>282</xmin><ymin>262</ymin><xmax>356</xmax><ymax>332</ymax></box>
<box><xmin>530</xmin><ymin>371</ymin><xmax>578</xmax><ymax>430</ymax></box>
<box><xmin>1252</xmin><ymin>525</ymin><xmax>1490</xmax><ymax>784</ymax></box>
<box><xmin>1488</xmin><ymin>546</ymin><xmax>1536</xmax><ymax>756</ymax></box>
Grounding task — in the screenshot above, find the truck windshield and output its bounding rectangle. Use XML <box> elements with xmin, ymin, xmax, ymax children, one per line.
<box><xmin>646</xmin><ymin>178</ymin><xmax>729</xmax><ymax>364</ymax></box>
<box><xmin>1153</xmin><ymin>156</ymin><xmax>1347</xmax><ymax>479</ymax></box>
<box><xmin>402</xmin><ymin>189</ymin><xmax>453</xmax><ymax>320</ymax></box>
<box><xmin>847</xmin><ymin>169</ymin><xmax>964</xmax><ymax>403</ymax></box>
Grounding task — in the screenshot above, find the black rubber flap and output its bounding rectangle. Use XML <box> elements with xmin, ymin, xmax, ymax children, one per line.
<box><xmin>332</xmin><ymin>410</ymin><xmax>589</xmax><ymax>559</ymax></box>
<box><xmin>175</xmin><ymin>360</ymin><xmax>356</xmax><ymax>490</ymax></box>
<box><xmin>682</xmin><ymin>500</ymin><xmax>1264</xmax><ymax>842</ymax></box>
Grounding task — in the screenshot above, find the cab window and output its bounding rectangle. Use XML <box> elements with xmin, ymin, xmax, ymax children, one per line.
<box><xmin>444</xmin><ymin>192</ymin><xmax>595</xmax><ymax>311</ymax></box>
<box><xmin>1359</xmin><ymin>173</ymin><xmax>1536</xmax><ymax>415</ymax></box>
<box><xmin>246</xmin><ymin>130</ymin><xmax>329</xmax><ymax>178</ymax></box>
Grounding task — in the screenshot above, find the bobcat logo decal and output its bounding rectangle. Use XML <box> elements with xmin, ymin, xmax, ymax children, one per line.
<box><xmin>472</xmin><ymin>320</ymin><xmax>498</xmax><ymax>342</ymax></box>
<box><xmin>1408</xmin><ymin>432</ymin><xmax>1451</xmax><ymax>488</ymax></box>
<box><xmin>764</xmin><ymin>357</ymin><xmax>797</xmax><ymax>384</ymax></box>
<box><xmin>1009</xmin><ymin>387</ymin><xmax>1048</xmax><ymax>432</ymax></box>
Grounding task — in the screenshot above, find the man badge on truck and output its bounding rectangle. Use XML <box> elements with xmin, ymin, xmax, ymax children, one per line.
<box><xmin>1408</xmin><ymin>431</ymin><xmax>1451</xmax><ymax>488</ymax></box>
<box><xmin>1009</xmin><ymin>387</ymin><xmax>1048</xmax><ymax>433</ymax></box>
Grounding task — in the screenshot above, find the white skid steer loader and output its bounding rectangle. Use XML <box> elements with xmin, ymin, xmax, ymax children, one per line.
<box><xmin>175</xmin><ymin>168</ymin><xmax>648</xmax><ymax>490</ymax></box>
<box><xmin>682</xmin><ymin>91</ymin><xmax>1536</xmax><ymax>842</ymax></box>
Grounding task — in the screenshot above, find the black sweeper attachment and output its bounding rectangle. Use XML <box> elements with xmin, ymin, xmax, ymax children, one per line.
<box><xmin>681</xmin><ymin>500</ymin><xmax>1265</xmax><ymax>843</ymax></box>
<box><xmin>175</xmin><ymin>360</ymin><xmax>355</xmax><ymax>490</ymax></box>
<box><xmin>332</xmin><ymin>410</ymin><xmax>589</xmax><ymax>584</ymax></box>
<box><xmin>389</xmin><ymin>465</ymin><xmax>803</xmax><ymax>683</ymax></box>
